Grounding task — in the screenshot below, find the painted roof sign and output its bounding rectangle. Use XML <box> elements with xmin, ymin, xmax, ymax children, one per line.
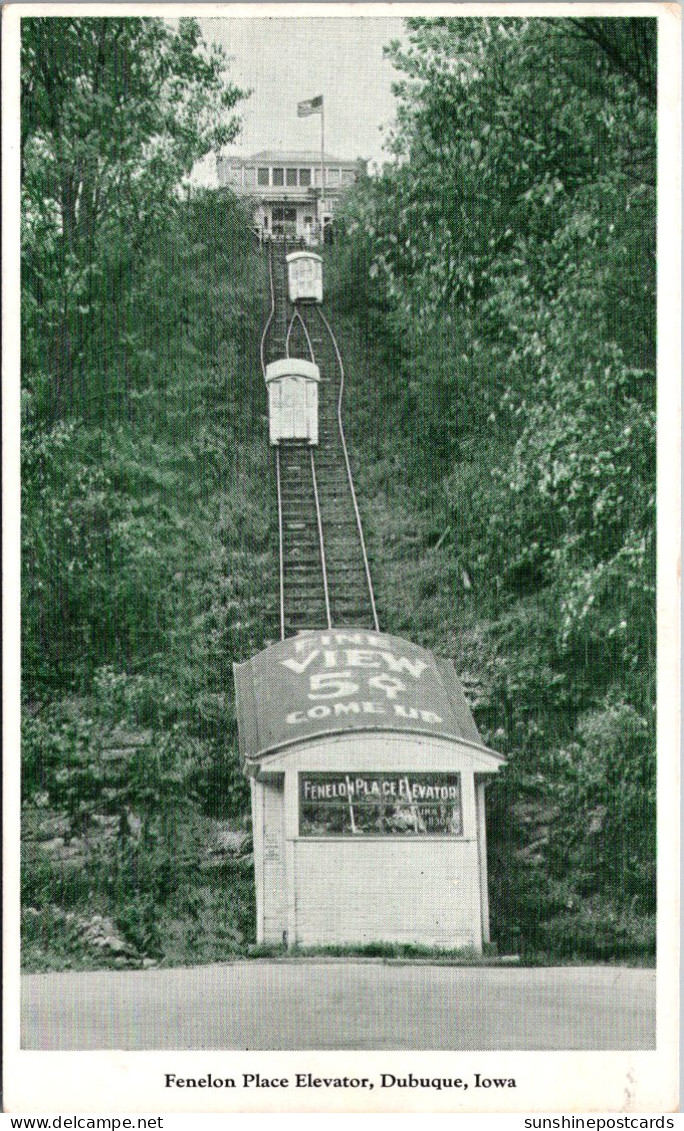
<box><xmin>233</xmin><ymin>630</ymin><xmax>499</xmax><ymax>762</ymax></box>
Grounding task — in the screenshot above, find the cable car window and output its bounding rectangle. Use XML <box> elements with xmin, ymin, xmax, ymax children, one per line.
<box><xmin>299</xmin><ymin>168</ymin><xmax>312</xmax><ymax>187</ymax></box>
<box><xmin>257</xmin><ymin>167</ymin><xmax>269</xmax><ymax>186</ymax></box>
<box><xmin>286</xmin><ymin>168</ymin><xmax>298</xmax><ymax>186</ymax></box>
<box><xmin>299</xmin><ymin>773</ymin><xmax>463</xmax><ymax>837</ymax></box>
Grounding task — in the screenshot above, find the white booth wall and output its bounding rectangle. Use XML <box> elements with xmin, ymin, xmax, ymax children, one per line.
<box><xmin>249</xmin><ymin>731</ymin><xmax>496</xmax><ymax>951</ymax></box>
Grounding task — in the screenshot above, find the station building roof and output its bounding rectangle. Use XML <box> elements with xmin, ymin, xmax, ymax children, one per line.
<box><xmin>233</xmin><ymin>629</ymin><xmax>503</xmax><ymax>764</ymax></box>
<box><xmin>221</xmin><ymin>150</ymin><xmax>355</xmax><ymax>166</ymax></box>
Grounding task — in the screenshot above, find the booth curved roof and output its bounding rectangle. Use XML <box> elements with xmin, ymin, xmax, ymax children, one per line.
<box><xmin>233</xmin><ymin>629</ymin><xmax>503</xmax><ymax>763</ymax></box>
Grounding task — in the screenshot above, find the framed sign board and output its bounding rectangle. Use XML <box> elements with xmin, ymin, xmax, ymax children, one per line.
<box><xmin>299</xmin><ymin>772</ymin><xmax>463</xmax><ymax>837</ymax></box>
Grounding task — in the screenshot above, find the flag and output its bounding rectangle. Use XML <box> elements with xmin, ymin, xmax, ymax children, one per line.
<box><xmin>297</xmin><ymin>95</ymin><xmax>323</xmax><ymax>117</ymax></box>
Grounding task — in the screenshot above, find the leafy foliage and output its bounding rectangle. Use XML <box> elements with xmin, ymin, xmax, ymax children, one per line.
<box><xmin>22</xmin><ymin>17</ymin><xmax>247</xmax><ymax>422</ymax></box>
<box><xmin>22</xmin><ymin>188</ymin><xmax>271</xmax><ymax>967</ymax></box>
<box><xmin>330</xmin><ymin>16</ymin><xmax>656</xmax><ymax>960</ymax></box>
<box><xmin>21</xmin><ymin>18</ymin><xmax>267</xmax><ymax>968</ymax></box>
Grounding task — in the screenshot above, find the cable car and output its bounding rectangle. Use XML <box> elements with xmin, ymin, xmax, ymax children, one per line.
<box><xmin>286</xmin><ymin>251</ymin><xmax>323</xmax><ymax>304</ymax></box>
<box><xmin>265</xmin><ymin>358</ymin><xmax>320</xmax><ymax>445</ymax></box>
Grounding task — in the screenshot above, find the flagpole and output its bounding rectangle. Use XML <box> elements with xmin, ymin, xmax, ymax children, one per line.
<box><xmin>320</xmin><ymin>100</ymin><xmax>325</xmax><ymax>239</ymax></box>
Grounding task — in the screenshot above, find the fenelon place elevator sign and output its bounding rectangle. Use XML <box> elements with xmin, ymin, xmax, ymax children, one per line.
<box><xmin>233</xmin><ymin>629</ymin><xmax>486</xmax><ymax>759</ymax></box>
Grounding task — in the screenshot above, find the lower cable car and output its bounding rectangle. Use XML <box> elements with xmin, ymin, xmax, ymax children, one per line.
<box><xmin>265</xmin><ymin>358</ymin><xmax>320</xmax><ymax>445</ymax></box>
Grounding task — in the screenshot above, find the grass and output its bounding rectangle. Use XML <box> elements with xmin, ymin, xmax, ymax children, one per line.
<box><xmin>246</xmin><ymin>940</ymin><xmax>514</xmax><ymax>963</ymax></box>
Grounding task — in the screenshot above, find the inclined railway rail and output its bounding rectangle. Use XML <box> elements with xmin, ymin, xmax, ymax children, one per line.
<box><xmin>260</xmin><ymin>242</ymin><xmax>379</xmax><ymax>640</ymax></box>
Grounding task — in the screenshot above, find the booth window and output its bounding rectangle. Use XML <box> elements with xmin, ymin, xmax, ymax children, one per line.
<box><xmin>272</xmin><ymin>167</ymin><xmax>284</xmax><ymax>186</ymax></box>
<box><xmin>257</xmin><ymin>167</ymin><xmax>270</xmax><ymax>186</ymax></box>
<box><xmin>299</xmin><ymin>772</ymin><xmax>463</xmax><ymax>837</ymax></box>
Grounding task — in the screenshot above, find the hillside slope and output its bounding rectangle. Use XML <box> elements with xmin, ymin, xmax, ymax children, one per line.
<box><xmin>22</xmin><ymin>195</ymin><xmax>654</xmax><ymax>970</ymax></box>
<box><xmin>323</xmin><ymin>238</ymin><xmax>654</xmax><ymax>964</ymax></box>
<box><xmin>22</xmin><ymin>193</ymin><xmax>275</xmax><ymax>969</ymax></box>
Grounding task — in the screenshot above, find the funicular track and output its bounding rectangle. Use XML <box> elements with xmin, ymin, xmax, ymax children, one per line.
<box><xmin>261</xmin><ymin>241</ymin><xmax>379</xmax><ymax>640</ymax></box>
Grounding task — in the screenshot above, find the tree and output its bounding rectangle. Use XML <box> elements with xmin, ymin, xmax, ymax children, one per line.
<box><xmin>21</xmin><ymin>17</ymin><xmax>247</xmax><ymax>417</ymax></box>
<box><xmin>567</xmin><ymin>18</ymin><xmax>657</xmax><ymax>104</ymax></box>
<box><xmin>333</xmin><ymin>16</ymin><xmax>656</xmax><ymax>956</ymax></box>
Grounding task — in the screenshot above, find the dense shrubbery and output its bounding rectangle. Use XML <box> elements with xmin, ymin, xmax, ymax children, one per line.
<box><xmin>21</xmin><ymin>17</ymin><xmax>272</xmax><ymax>968</ymax></box>
<box><xmin>327</xmin><ymin>17</ymin><xmax>656</xmax><ymax>962</ymax></box>
<box><xmin>22</xmin><ymin>189</ymin><xmax>273</xmax><ymax>968</ymax></box>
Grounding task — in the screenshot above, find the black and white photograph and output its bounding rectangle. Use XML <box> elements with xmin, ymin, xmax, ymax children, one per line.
<box><xmin>3</xmin><ymin>2</ymin><xmax>680</xmax><ymax>1115</ymax></box>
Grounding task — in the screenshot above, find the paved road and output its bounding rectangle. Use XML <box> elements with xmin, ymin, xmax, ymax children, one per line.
<box><xmin>22</xmin><ymin>962</ymin><xmax>655</xmax><ymax>1051</ymax></box>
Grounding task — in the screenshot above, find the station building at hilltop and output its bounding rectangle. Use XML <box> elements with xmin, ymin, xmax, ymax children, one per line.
<box><xmin>216</xmin><ymin>150</ymin><xmax>365</xmax><ymax>241</ymax></box>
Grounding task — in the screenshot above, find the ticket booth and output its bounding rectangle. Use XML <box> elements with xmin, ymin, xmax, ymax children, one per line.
<box><xmin>265</xmin><ymin>358</ymin><xmax>320</xmax><ymax>445</ymax></box>
<box><xmin>234</xmin><ymin>629</ymin><xmax>504</xmax><ymax>951</ymax></box>
<box><xmin>286</xmin><ymin>251</ymin><xmax>323</xmax><ymax>303</ymax></box>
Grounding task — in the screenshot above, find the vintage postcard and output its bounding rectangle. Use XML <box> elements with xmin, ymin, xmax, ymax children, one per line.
<box><xmin>2</xmin><ymin>1</ymin><xmax>680</xmax><ymax>1115</ymax></box>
